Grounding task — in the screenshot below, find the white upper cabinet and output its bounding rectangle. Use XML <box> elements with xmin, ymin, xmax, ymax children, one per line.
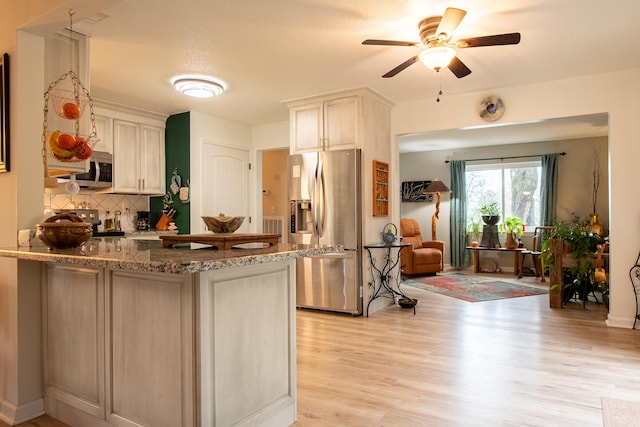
<box><xmin>140</xmin><ymin>125</ymin><xmax>165</xmax><ymax>194</ymax></box>
<box><xmin>112</xmin><ymin>119</ymin><xmax>165</xmax><ymax>195</ymax></box>
<box><xmin>285</xmin><ymin>87</ymin><xmax>392</xmax><ymax>154</ymax></box>
<box><xmin>94</xmin><ymin>102</ymin><xmax>166</xmax><ymax>195</ymax></box>
<box><xmin>288</xmin><ymin>96</ymin><xmax>358</xmax><ymax>153</ymax></box>
<box><xmin>92</xmin><ymin>114</ymin><xmax>113</xmax><ymax>154</ymax></box>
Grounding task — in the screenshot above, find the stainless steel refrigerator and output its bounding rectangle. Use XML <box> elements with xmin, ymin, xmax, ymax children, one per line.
<box><xmin>288</xmin><ymin>149</ymin><xmax>362</xmax><ymax>315</ymax></box>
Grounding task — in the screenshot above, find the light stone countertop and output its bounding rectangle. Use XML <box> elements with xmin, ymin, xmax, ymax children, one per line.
<box><xmin>0</xmin><ymin>238</ymin><xmax>343</xmax><ymax>274</ymax></box>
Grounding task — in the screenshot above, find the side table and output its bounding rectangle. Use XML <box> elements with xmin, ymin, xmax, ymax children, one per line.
<box><xmin>364</xmin><ymin>242</ymin><xmax>414</xmax><ymax>316</ymax></box>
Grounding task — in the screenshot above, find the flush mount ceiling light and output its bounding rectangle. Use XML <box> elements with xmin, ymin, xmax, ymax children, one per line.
<box><xmin>172</xmin><ymin>77</ymin><xmax>225</xmax><ymax>98</ymax></box>
<box><xmin>418</xmin><ymin>46</ymin><xmax>456</xmax><ymax>71</ymax></box>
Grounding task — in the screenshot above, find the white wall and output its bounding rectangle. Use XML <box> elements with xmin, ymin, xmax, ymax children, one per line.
<box><xmin>391</xmin><ymin>69</ymin><xmax>640</xmax><ymax>328</ymax></box>
<box><xmin>189</xmin><ymin>110</ymin><xmax>253</xmax><ymax>233</ymax></box>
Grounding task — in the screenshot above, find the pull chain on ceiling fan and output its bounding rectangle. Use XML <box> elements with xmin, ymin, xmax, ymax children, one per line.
<box><xmin>362</xmin><ymin>7</ymin><xmax>521</xmax><ymax>79</ymax></box>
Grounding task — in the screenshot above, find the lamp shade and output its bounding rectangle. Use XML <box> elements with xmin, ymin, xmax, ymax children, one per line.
<box><xmin>418</xmin><ymin>46</ymin><xmax>456</xmax><ymax>71</ymax></box>
<box><xmin>424</xmin><ymin>179</ymin><xmax>451</xmax><ymax>194</ymax></box>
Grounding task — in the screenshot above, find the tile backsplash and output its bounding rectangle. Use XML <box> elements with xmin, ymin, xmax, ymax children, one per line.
<box><xmin>44</xmin><ymin>193</ymin><xmax>150</xmax><ymax>232</ymax></box>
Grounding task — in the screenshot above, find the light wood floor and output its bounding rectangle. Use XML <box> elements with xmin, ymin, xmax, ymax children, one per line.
<box><xmin>5</xmin><ymin>272</ymin><xmax>640</xmax><ymax>427</ymax></box>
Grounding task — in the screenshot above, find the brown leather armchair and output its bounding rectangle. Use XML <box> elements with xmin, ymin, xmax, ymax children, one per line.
<box><xmin>399</xmin><ymin>218</ymin><xmax>445</xmax><ymax>275</ymax></box>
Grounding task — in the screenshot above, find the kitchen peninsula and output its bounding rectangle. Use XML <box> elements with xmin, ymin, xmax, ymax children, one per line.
<box><xmin>0</xmin><ymin>239</ymin><xmax>341</xmax><ymax>427</ymax></box>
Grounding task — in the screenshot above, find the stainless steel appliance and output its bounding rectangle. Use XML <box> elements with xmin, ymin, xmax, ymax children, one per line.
<box><xmin>58</xmin><ymin>151</ymin><xmax>113</xmax><ymax>189</ymax></box>
<box><xmin>289</xmin><ymin>149</ymin><xmax>362</xmax><ymax>315</ymax></box>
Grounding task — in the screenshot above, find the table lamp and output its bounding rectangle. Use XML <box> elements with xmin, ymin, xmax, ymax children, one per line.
<box><xmin>424</xmin><ymin>179</ymin><xmax>451</xmax><ymax>241</ymax></box>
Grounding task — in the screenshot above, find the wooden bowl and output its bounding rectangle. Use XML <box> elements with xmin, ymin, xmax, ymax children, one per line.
<box><xmin>202</xmin><ymin>214</ymin><xmax>244</xmax><ymax>233</ymax></box>
<box><xmin>36</xmin><ymin>213</ymin><xmax>93</xmax><ymax>249</ymax></box>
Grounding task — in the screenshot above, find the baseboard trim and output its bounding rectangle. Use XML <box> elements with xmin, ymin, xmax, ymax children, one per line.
<box><xmin>606</xmin><ymin>313</ymin><xmax>636</xmax><ymax>329</ymax></box>
<box><xmin>0</xmin><ymin>397</ymin><xmax>45</xmax><ymax>425</ymax></box>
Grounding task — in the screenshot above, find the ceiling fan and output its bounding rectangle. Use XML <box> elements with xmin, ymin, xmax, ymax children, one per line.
<box><xmin>362</xmin><ymin>7</ymin><xmax>521</xmax><ymax>78</ymax></box>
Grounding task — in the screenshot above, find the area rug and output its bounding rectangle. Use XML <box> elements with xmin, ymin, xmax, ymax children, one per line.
<box><xmin>402</xmin><ymin>273</ymin><xmax>548</xmax><ymax>302</ymax></box>
<box><xmin>602</xmin><ymin>397</ymin><xmax>640</xmax><ymax>427</ymax></box>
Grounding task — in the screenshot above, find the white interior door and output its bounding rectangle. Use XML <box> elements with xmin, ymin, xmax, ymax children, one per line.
<box><xmin>201</xmin><ymin>143</ymin><xmax>250</xmax><ymax>233</ymax></box>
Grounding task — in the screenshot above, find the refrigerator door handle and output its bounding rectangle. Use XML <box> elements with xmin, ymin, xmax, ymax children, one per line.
<box><xmin>317</xmin><ymin>155</ymin><xmax>325</xmax><ymax>237</ymax></box>
<box><xmin>311</xmin><ymin>160</ymin><xmax>319</xmax><ymax>236</ymax></box>
<box><xmin>312</xmin><ymin>155</ymin><xmax>325</xmax><ymax>237</ymax></box>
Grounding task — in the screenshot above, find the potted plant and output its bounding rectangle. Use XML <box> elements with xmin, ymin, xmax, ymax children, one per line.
<box><xmin>479</xmin><ymin>201</ymin><xmax>500</xmax><ymax>225</ymax></box>
<box><xmin>540</xmin><ymin>215</ymin><xmax>606</xmax><ymax>303</ymax></box>
<box><xmin>467</xmin><ymin>215</ymin><xmax>482</xmax><ymax>246</ymax></box>
<box><xmin>500</xmin><ymin>216</ymin><xmax>524</xmax><ymax>249</ymax></box>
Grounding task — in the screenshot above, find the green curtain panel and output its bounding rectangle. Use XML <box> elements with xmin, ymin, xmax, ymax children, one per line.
<box><xmin>541</xmin><ymin>153</ymin><xmax>559</xmax><ymax>225</ymax></box>
<box><xmin>450</xmin><ymin>160</ymin><xmax>468</xmax><ymax>268</ymax></box>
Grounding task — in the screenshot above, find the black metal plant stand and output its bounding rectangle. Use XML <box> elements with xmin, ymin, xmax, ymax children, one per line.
<box><xmin>628</xmin><ymin>250</ymin><xmax>640</xmax><ymax>329</ymax></box>
<box><xmin>364</xmin><ymin>242</ymin><xmax>414</xmax><ymax>316</ymax></box>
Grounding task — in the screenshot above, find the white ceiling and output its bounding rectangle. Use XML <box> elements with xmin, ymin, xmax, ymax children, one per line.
<box><xmin>29</xmin><ymin>0</ymin><xmax>633</xmax><ymax>150</ymax></box>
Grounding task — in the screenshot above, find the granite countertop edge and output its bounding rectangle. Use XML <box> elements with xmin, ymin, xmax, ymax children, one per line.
<box><xmin>0</xmin><ymin>243</ymin><xmax>344</xmax><ymax>274</ymax></box>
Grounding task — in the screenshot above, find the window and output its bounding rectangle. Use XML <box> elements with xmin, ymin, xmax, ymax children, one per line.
<box><xmin>466</xmin><ymin>160</ymin><xmax>542</xmax><ymax>229</ymax></box>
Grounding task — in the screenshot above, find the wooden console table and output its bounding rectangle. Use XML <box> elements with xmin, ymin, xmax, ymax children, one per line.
<box><xmin>467</xmin><ymin>246</ymin><xmax>527</xmax><ymax>276</ymax></box>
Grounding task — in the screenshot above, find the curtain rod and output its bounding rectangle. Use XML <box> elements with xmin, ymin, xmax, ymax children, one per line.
<box><xmin>444</xmin><ymin>152</ymin><xmax>566</xmax><ymax>163</ymax></box>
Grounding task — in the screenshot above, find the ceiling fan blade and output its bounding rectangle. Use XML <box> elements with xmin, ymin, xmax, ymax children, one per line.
<box><xmin>362</xmin><ymin>39</ymin><xmax>420</xmax><ymax>47</ymax></box>
<box><xmin>448</xmin><ymin>56</ymin><xmax>471</xmax><ymax>78</ymax></box>
<box><xmin>457</xmin><ymin>32</ymin><xmax>521</xmax><ymax>48</ymax></box>
<box><xmin>436</xmin><ymin>7</ymin><xmax>467</xmax><ymax>40</ymax></box>
<box><xmin>382</xmin><ymin>56</ymin><xmax>420</xmax><ymax>78</ymax></box>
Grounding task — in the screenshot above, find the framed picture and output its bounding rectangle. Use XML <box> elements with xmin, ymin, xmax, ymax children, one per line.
<box><xmin>0</xmin><ymin>53</ymin><xmax>9</xmax><ymax>173</ymax></box>
<box><xmin>401</xmin><ymin>181</ymin><xmax>434</xmax><ymax>202</ymax></box>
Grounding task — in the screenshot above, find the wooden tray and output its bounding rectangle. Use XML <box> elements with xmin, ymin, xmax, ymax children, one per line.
<box><xmin>159</xmin><ymin>233</ymin><xmax>280</xmax><ymax>249</ymax></box>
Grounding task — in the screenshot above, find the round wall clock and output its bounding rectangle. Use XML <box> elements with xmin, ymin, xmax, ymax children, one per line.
<box><xmin>479</xmin><ymin>96</ymin><xmax>505</xmax><ymax>122</ymax></box>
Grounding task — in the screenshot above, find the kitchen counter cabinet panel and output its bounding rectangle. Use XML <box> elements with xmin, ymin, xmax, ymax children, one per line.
<box><xmin>199</xmin><ymin>261</ymin><xmax>296</xmax><ymax>426</ymax></box>
<box><xmin>44</xmin><ymin>265</ymin><xmax>105</xmax><ymax>419</ymax></box>
<box><xmin>107</xmin><ymin>269</ymin><xmax>195</xmax><ymax>427</ymax></box>
<box><xmin>44</xmin><ymin>265</ymin><xmax>196</xmax><ymax>427</ymax></box>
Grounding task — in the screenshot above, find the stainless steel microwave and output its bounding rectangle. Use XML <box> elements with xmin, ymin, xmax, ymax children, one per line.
<box><xmin>59</xmin><ymin>151</ymin><xmax>113</xmax><ymax>189</ymax></box>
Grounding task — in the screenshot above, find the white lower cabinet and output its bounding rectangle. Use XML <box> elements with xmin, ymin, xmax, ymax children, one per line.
<box><xmin>43</xmin><ymin>258</ymin><xmax>296</xmax><ymax>427</ymax></box>
<box><xmin>44</xmin><ymin>264</ymin><xmax>196</xmax><ymax>427</ymax></box>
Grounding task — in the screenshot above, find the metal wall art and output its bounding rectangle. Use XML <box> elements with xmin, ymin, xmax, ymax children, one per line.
<box><xmin>401</xmin><ymin>181</ymin><xmax>434</xmax><ymax>202</ymax></box>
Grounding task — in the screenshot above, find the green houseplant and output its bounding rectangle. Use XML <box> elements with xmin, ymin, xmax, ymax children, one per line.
<box><xmin>500</xmin><ymin>216</ymin><xmax>524</xmax><ymax>249</ymax></box>
<box><xmin>467</xmin><ymin>215</ymin><xmax>482</xmax><ymax>246</ymax></box>
<box><xmin>540</xmin><ymin>216</ymin><xmax>606</xmax><ymax>303</ymax></box>
<box><xmin>479</xmin><ymin>201</ymin><xmax>500</xmax><ymax>225</ymax></box>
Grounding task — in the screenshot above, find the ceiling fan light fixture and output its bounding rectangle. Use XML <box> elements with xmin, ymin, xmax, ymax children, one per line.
<box><xmin>419</xmin><ymin>46</ymin><xmax>456</xmax><ymax>71</ymax></box>
<box><xmin>172</xmin><ymin>77</ymin><xmax>225</xmax><ymax>98</ymax></box>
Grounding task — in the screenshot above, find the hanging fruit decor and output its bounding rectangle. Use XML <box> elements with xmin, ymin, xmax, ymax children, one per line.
<box><xmin>41</xmin><ymin>10</ymin><xmax>99</xmax><ymax>182</ymax></box>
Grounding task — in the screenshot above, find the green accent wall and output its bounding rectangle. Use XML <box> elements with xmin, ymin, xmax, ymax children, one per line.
<box><xmin>150</xmin><ymin>112</ymin><xmax>191</xmax><ymax>234</ymax></box>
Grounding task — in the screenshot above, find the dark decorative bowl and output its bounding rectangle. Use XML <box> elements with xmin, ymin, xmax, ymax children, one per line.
<box><xmin>482</xmin><ymin>215</ymin><xmax>500</xmax><ymax>225</ymax></box>
<box><xmin>36</xmin><ymin>213</ymin><xmax>93</xmax><ymax>249</ymax></box>
<box><xmin>202</xmin><ymin>214</ymin><xmax>244</xmax><ymax>233</ymax></box>
<box><xmin>398</xmin><ymin>297</ymin><xmax>417</xmax><ymax>308</ymax></box>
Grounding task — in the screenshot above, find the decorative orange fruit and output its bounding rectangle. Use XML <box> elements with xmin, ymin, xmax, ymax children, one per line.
<box><xmin>74</xmin><ymin>140</ymin><xmax>93</xmax><ymax>160</ymax></box>
<box><xmin>57</xmin><ymin>133</ymin><xmax>77</xmax><ymax>149</ymax></box>
<box><xmin>52</xmin><ymin>151</ymin><xmax>74</xmax><ymax>161</ymax></box>
<box><xmin>61</xmin><ymin>102</ymin><xmax>81</xmax><ymax>120</ymax></box>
